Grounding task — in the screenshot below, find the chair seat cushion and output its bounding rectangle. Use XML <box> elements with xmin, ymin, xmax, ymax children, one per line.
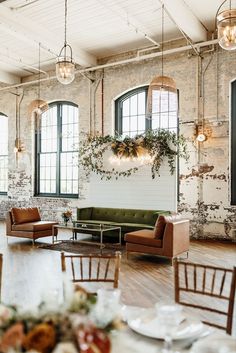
<box><xmin>12</xmin><ymin>221</ymin><xmax>57</xmax><ymax>232</ymax></box>
<box><xmin>125</xmin><ymin>230</ymin><xmax>162</xmax><ymax>247</ymax></box>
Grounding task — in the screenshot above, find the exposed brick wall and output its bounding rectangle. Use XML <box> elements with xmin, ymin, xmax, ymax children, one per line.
<box><xmin>0</xmin><ymin>45</ymin><xmax>236</xmax><ymax>240</ymax></box>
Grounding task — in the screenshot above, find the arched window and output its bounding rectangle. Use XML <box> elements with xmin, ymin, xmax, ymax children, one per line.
<box><xmin>0</xmin><ymin>113</ymin><xmax>8</xmax><ymax>195</ymax></box>
<box><xmin>231</xmin><ymin>79</ymin><xmax>236</xmax><ymax>204</ymax></box>
<box><xmin>35</xmin><ymin>102</ymin><xmax>79</xmax><ymax>197</ymax></box>
<box><xmin>115</xmin><ymin>86</ymin><xmax>178</xmax><ymax>136</ymax></box>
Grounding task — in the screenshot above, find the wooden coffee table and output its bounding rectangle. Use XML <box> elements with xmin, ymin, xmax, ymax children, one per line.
<box><xmin>52</xmin><ymin>222</ymin><xmax>122</xmax><ymax>246</ymax></box>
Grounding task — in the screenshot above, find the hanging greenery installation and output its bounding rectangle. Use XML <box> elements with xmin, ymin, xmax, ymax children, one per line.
<box><xmin>79</xmin><ymin>129</ymin><xmax>188</xmax><ymax>180</ymax></box>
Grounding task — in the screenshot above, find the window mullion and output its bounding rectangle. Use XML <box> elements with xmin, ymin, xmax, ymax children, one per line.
<box><xmin>57</xmin><ymin>104</ymin><xmax>62</xmax><ymax>196</ymax></box>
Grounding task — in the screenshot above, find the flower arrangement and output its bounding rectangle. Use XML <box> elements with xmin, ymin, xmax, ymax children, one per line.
<box><xmin>79</xmin><ymin>129</ymin><xmax>188</xmax><ymax>180</ymax></box>
<box><xmin>0</xmin><ymin>289</ymin><xmax>114</xmax><ymax>353</ymax></box>
<box><xmin>61</xmin><ymin>210</ymin><xmax>72</xmax><ymax>225</ymax></box>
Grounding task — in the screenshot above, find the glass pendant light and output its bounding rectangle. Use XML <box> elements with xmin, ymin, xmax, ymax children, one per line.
<box><xmin>216</xmin><ymin>0</ymin><xmax>236</xmax><ymax>51</ymax></box>
<box><xmin>56</xmin><ymin>0</ymin><xmax>75</xmax><ymax>84</ymax></box>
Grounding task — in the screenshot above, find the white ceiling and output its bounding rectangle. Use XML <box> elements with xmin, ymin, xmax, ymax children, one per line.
<box><xmin>0</xmin><ymin>0</ymin><xmax>227</xmax><ymax>84</ymax></box>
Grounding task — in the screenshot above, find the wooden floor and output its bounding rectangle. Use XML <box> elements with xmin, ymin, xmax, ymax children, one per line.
<box><xmin>0</xmin><ymin>220</ymin><xmax>235</xmax><ymax>332</ymax></box>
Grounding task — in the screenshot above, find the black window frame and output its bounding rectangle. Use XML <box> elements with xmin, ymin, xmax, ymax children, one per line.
<box><xmin>35</xmin><ymin>101</ymin><xmax>79</xmax><ymax>198</ymax></box>
<box><xmin>115</xmin><ymin>86</ymin><xmax>180</xmax><ymax>200</ymax></box>
<box><xmin>0</xmin><ymin>112</ymin><xmax>8</xmax><ymax>196</ymax></box>
<box><xmin>231</xmin><ymin>79</ymin><xmax>236</xmax><ymax>205</ymax></box>
<box><xmin>115</xmin><ymin>86</ymin><xmax>179</xmax><ymax>135</ymax></box>
<box><xmin>115</xmin><ymin>86</ymin><xmax>150</xmax><ymax>135</ymax></box>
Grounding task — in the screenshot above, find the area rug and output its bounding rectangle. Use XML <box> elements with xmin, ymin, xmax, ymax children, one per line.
<box><xmin>39</xmin><ymin>240</ymin><xmax>125</xmax><ymax>255</ymax></box>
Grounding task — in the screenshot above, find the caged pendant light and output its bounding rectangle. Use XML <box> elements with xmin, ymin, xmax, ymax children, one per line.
<box><xmin>56</xmin><ymin>0</ymin><xmax>75</xmax><ymax>84</ymax></box>
<box><xmin>216</xmin><ymin>0</ymin><xmax>236</xmax><ymax>51</ymax></box>
<box><xmin>147</xmin><ymin>4</ymin><xmax>177</xmax><ymax>119</ymax></box>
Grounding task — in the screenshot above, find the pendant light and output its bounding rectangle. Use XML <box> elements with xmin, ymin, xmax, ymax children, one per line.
<box><xmin>56</xmin><ymin>0</ymin><xmax>75</xmax><ymax>84</ymax></box>
<box><xmin>216</xmin><ymin>0</ymin><xmax>236</xmax><ymax>51</ymax></box>
<box><xmin>147</xmin><ymin>5</ymin><xmax>177</xmax><ymax>117</ymax></box>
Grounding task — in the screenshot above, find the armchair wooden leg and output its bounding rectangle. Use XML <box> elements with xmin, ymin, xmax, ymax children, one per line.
<box><xmin>32</xmin><ymin>238</ymin><xmax>35</xmax><ymax>246</ymax></box>
<box><xmin>126</xmin><ymin>250</ymin><xmax>129</xmax><ymax>260</ymax></box>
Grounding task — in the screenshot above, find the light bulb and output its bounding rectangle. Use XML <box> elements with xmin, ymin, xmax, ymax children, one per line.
<box><xmin>196</xmin><ymin>133</ymin><xmax>207</xmax><ymax>142</ymax></box>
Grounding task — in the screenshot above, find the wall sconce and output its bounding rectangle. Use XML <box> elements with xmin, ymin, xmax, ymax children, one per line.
<box><xmin>14</xmin><ymin>138</ymin><xmax>24</xmax><ymax>153</ymax></box>
<box><xmin>196</xmin><ymin>133</ymin><xmax>207</xmax><ymax>142</ymax></box>
<box><xmin>195</xmin><ymin>125</ymin><xmax>207</xmax><ymax>142</ymax></box>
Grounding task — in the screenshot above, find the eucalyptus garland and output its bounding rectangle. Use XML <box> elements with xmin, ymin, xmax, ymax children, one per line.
<box><xmin>79</xmin><ymin>129</ymin><xmax>188</xmax><ymax>180</ymax></box>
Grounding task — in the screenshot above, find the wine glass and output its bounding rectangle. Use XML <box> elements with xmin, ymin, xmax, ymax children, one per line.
<box><xmin>156</xmin><ymin>303</ymin><xmax>183</xmax><ymax>353</ymax></box>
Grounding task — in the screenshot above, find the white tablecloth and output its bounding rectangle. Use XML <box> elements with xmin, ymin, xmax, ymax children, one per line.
<box><xmin>111</xmin><ymin>306</ymin><xmax>236</xmax><ymax>353</ymax></box>
<box><xmin>111</xmin><ymin>329</ymin><xmax>236</xmax><ymax>353</ymax></box>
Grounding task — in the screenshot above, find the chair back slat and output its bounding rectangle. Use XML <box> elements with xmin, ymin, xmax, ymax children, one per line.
<box><xmin>193</xmin><ymin>265</ymin><xmax>197</xmax><ymax>290</ymax></box>
<box><xmin>61</xmin><ymin>251</ymin><xmax>121</xmax><ymax>289</ymax></box>
<box><xmin>104</xmin><ymin>258</ymin><xmax>110</xmax><ymax>280</ymax></box>
<box><xmin>184</xmin><ymin>263</ymin><xmax>188</xmax><ymax>289</ymax></box>
<box><xmin>89</xmin><ymin>256</ymin><xmax>92</xmax><ymax>280</ymax></box>
<box><xmin>80</xmin><ymin>257</ymin><xmax>83</xmax><ymax>280</ymax></box>
<box><xmin>211</xmin><ymin>269</ymin><xmax>216</xmax><ymax>294</ymax></box>
<box><xmin>174</xmin><ymin>260</ymin><xmax>236</xmax><ymax>335</ymax></box>
<box><xmin>97</xmin><ymin>258</ymin><xmax>101</xmax><ymax>280</ymax></box>
<box><xmin>219</xmin><ymin>270</ymin><xmax>226</xmax><ymax>296</ymax></box>
<box><xmin>71</xmin><ymin>257</ymin><xmax>75</xmax><ymax>281</ymax></box>
<box><xmin>202</xmin><ymin>267</ymin><xmax>206</xmax><ymax>293</ymax></box>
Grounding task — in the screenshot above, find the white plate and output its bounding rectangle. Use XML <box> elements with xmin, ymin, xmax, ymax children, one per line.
<box><xmin>128</xmin><ymin>309</ymin><xmax>205</xmax><ymax>340</ymax></box>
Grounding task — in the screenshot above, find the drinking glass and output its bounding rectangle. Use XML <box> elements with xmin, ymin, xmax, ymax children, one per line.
<box><xmin>156</xmin><ymin>303</ymin><xmax>183</xmax><ymax>353</ymax></box>
<box><xmin>90</xmin><ymin>288</ymin><xmax>121</xmax><ymax>328</ymax></box>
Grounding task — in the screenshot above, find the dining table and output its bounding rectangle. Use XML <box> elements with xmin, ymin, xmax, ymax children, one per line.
<box><xmin>109</xmin><ymin>305</ymin><xmax>236</xmax><ymax>353</ymax></box>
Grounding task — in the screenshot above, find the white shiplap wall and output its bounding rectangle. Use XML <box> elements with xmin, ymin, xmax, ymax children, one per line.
<box><xmin>88</xmin><ymin>161</ymin><xmax>177</xmax><ymax>211</ymax></box>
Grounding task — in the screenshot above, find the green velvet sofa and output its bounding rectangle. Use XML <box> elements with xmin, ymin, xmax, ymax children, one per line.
<box><xmin>76</xmin><ymin>207</ymin><xmax>170</xmax><ymax>239</ymax></box>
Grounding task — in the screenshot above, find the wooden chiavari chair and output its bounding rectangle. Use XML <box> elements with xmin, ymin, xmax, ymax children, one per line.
<box><xmin>0</xmin><ymin>254</ymin><xmax>2</xmax><ymax>301</ymax></box>
<box><xmin>61</xmin><ymin>251</ymin><xmax>121</xmax><ymax>290</ymax></box>
<box><xmin>174</xmin><ymin>260</ymin><xmax>236</xmax><ymax>335</ymax></box>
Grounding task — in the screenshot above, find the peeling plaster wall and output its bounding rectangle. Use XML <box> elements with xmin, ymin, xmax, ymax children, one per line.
<box><xmin>0</xmin><ymin>46</ymin><xmax>236</xmax><ymax>240</ymax></box>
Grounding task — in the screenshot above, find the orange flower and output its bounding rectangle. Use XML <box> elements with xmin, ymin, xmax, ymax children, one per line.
<box><xmin>23</xmin><ymin>323</ymin><xmax>56</xmax><ymax>353</ymax></box>
<box><xmin>0</xmin><ymin>322</ymin><xmax>25</xmax><ymax>353</ymax></box>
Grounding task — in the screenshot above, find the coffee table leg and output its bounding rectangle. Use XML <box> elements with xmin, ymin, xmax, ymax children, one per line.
<box><xmin>101</xmin><ymin>230</ymin><xmax>103</xmax><ymax>246</ymax></box>
<box><xmin>52</xmin><ymin>226</ymin><xmax>55</xmax><ymax>244</ymax></box>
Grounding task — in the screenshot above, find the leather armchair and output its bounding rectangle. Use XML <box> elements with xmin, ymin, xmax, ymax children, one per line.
<box><xmin>124</xmin><ymin>214</ymin><xmax>190</xmax><ymax>264</ymax></box>
<box><xmin>6</xmin><ymin>207</ymin><xmax>58</xmax><ymax>244</ymax></box>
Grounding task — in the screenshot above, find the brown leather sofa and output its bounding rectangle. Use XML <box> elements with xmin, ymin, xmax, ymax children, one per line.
<box><xmin>6</xmin><ymin>207</ymin><xmax>58</xmax><ymax>244</ymax></box>
<box><xmin>124</xmin><ymin>214</ymin><xmax>190</xmax><ymax>264</ymax></box>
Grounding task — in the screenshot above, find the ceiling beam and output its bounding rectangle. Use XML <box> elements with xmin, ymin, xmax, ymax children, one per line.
<box><xmin>0</xmin><ymin>69</ymin><xmax>21</xmax><ymax>84</ymax></box>
<box><xmin>160</xmin><ymin>0</ymin><xmax>207</xmax><ymax>42</ymax></box>
<box><xmin>0</xmin><ymin>4</ymin><xmax>97</xmax><ymax>67</ymax></box>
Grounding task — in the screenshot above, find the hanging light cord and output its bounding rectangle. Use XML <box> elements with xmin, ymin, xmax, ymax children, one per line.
<box><xmin>64</xmin><ymin>0</ymin><xmax>67</xmax><ymax>46</ymax></box>
<box><xmin>161</xmin><ymin>4</ymin><xmax>164</xmax><ymax>87</ymax></box>
<box><xmin>38</xmin><ymin>43</ymin><xmax>41</xmax><ymax>103</ymax></box>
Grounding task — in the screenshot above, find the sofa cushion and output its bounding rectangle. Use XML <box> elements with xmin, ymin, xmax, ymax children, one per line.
<box><xmin>125</xmin><ymin>230</ymin><xmax>162</xmax><ymax>247</ymax></box>
<box><xmin>84</xmin><ymin>207</ymin><xmax>168</xmax><ymax>226</ymax></box>
<box><xmin>12</xmin><ymin>221</ymin><xmax>57</xmax><ymax>232</ymax></box>
<box><xmin>77</xmin><ymin>208</ymin><xmax>93</xmax><ymax>221</ymax></box>
<box><xmin>118</xmin><ymin>223</ymin><xmax>154</xmax><ymax>232</ymax></box>
<box><xmin>11</xmin><ymin>207</ymin><xmax>41</xmax><ymax>225</ymax></box>
<box><xmin>154</xmin><ymin>215</ymin><xmax>166</xmax><ymax>239</ymax></box>
<box><xmin>74</xmin><ymin>220</ymin><xmax>154</xmax><ymax>232</ymax></box>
